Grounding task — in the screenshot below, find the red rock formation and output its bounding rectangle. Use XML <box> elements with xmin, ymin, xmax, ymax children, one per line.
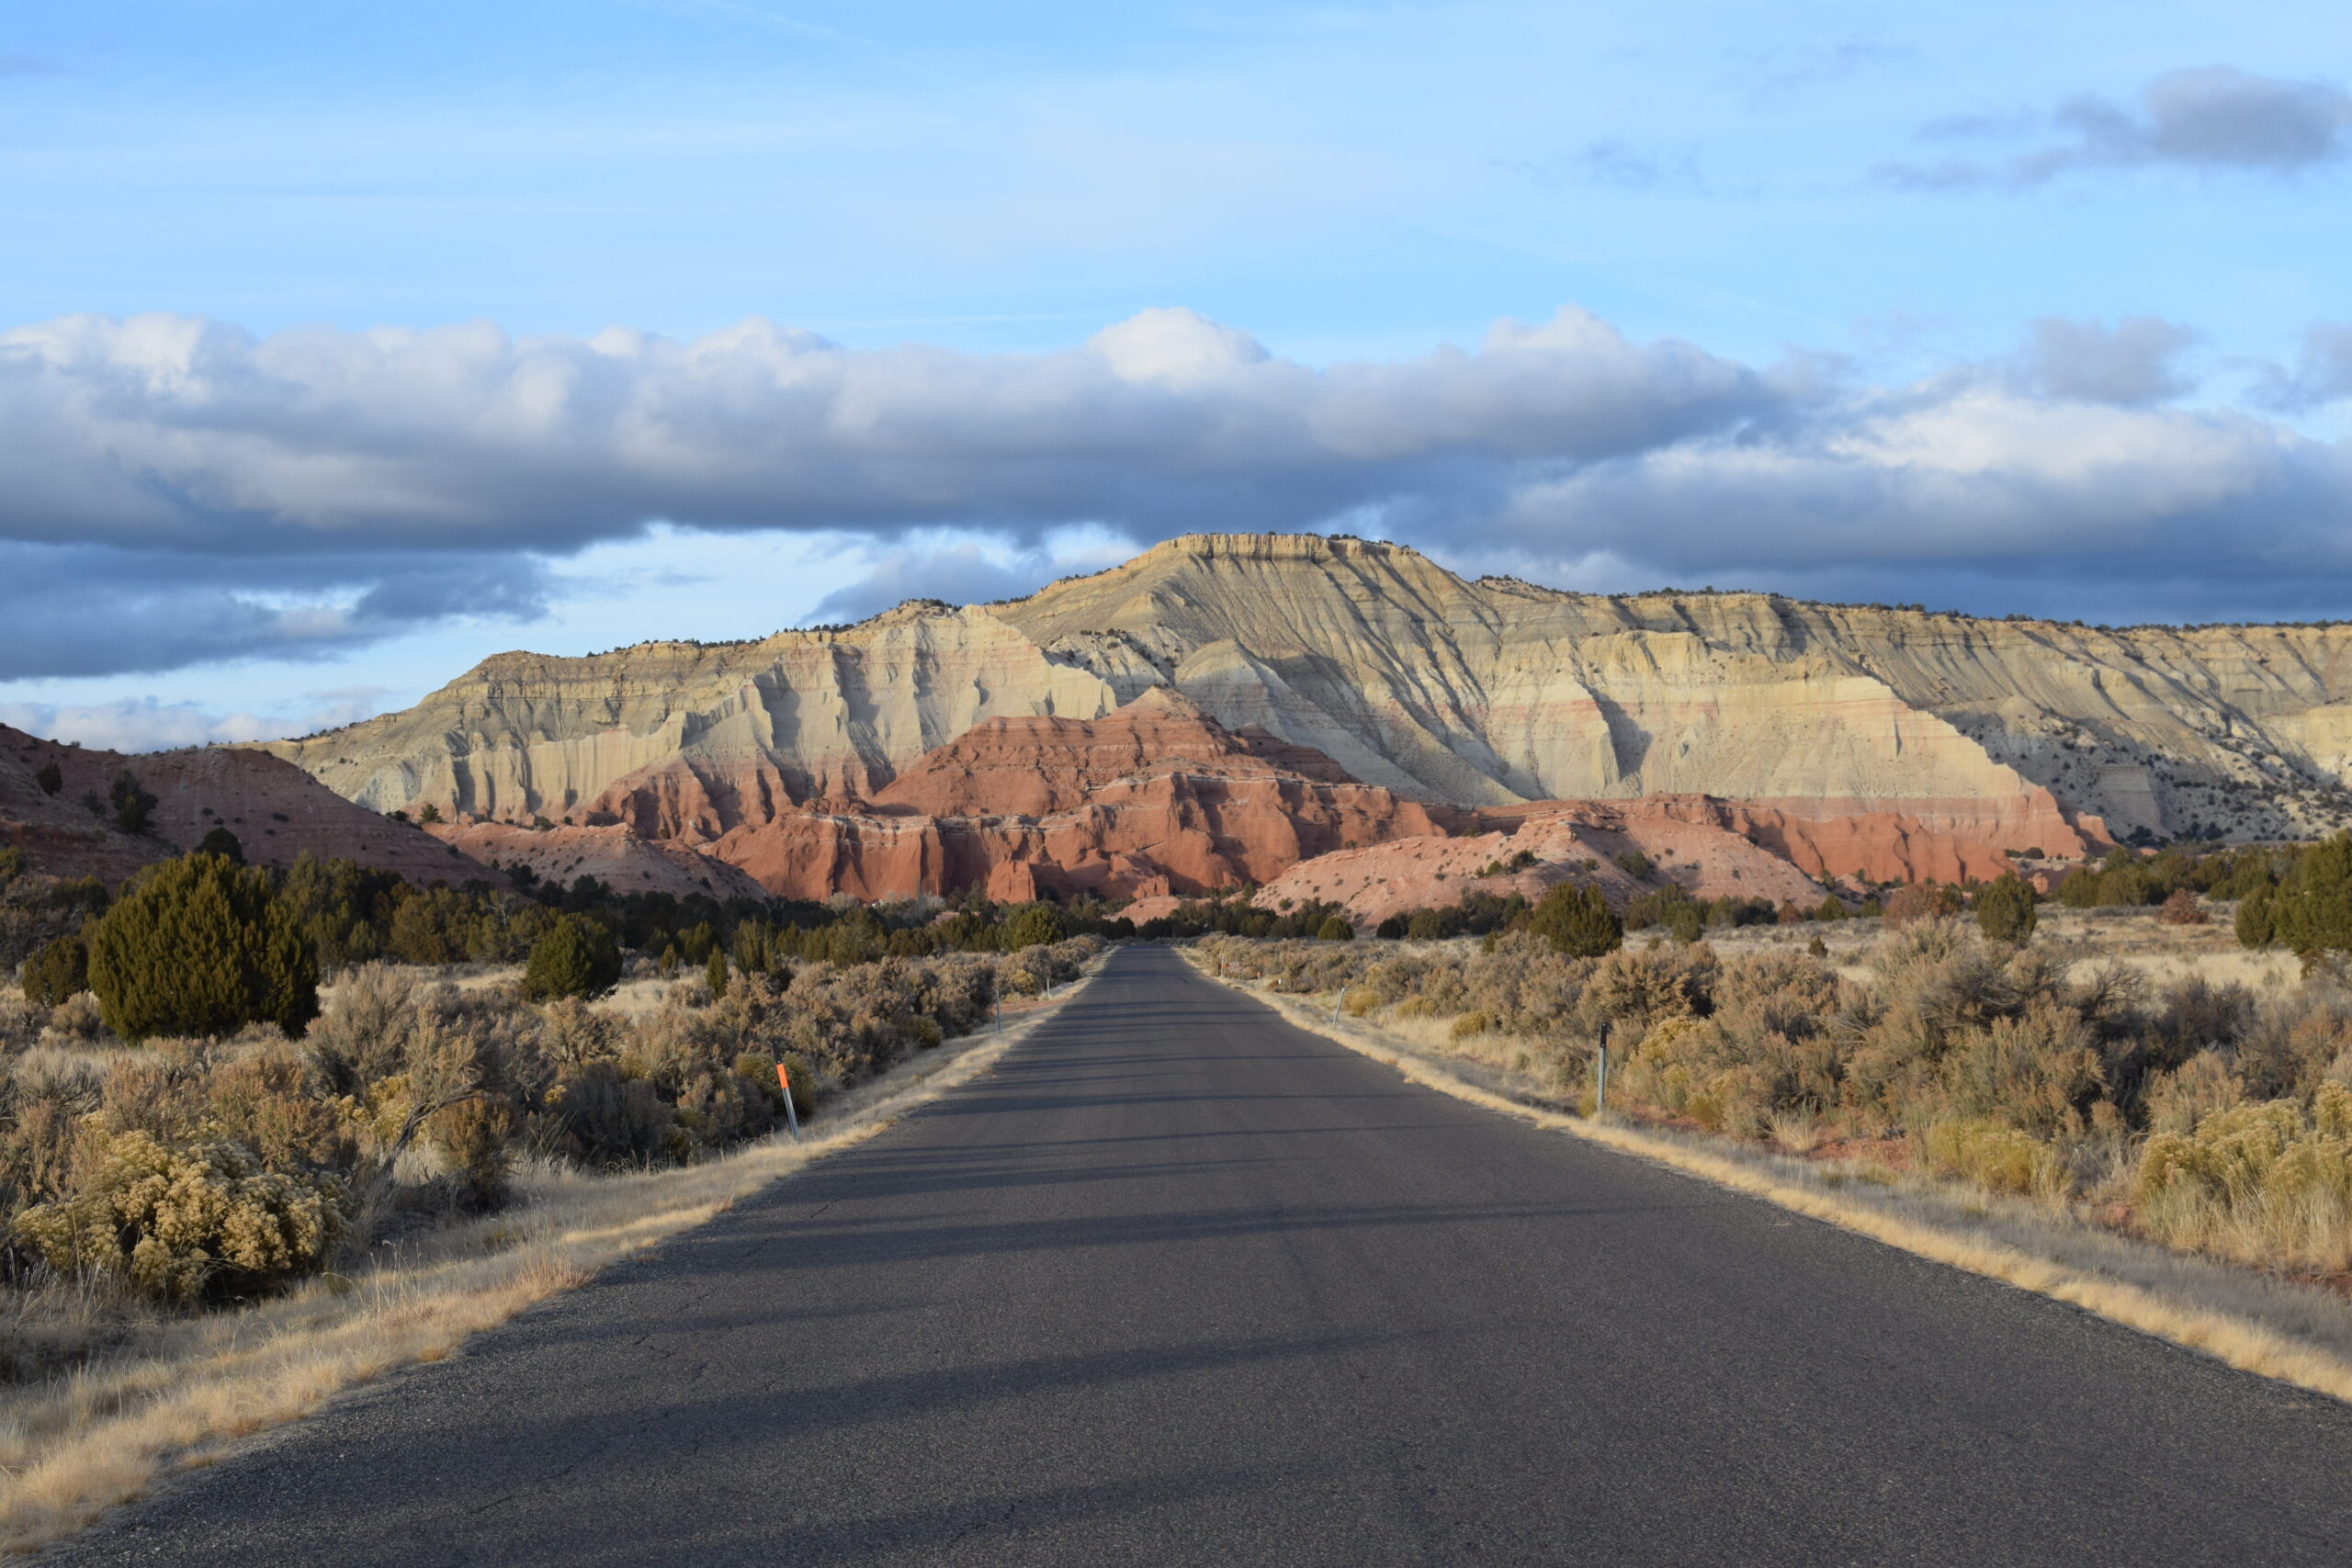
<box><xmin>690</xmin><ymin>693</ymin><xmax>1446</xmax><ymax>901</ymax></box>
<box><xmin>542</xmin><ymin>693</ymin><xmax>2096</xmax><ymax>908</ymax></box>
<box><xmin>0</xmin><ymin>724</ymin><xmax>491</xmax><ymax>886</ymax></box>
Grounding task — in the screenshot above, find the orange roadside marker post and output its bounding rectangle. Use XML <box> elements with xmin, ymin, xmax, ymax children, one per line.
<box><xmin>775</xmin><ymin>1064</ymin><xmax>803</xmax><ymax>1141</ymax></box>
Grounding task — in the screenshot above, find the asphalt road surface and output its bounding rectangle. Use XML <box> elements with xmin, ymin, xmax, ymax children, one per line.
<box><xmin>49</xmin><ymin>945</ymin><xmax>2352</xmax><ymax>1565</ymax></box>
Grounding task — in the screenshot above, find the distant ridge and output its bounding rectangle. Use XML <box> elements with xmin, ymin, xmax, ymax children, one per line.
<box><xmin>259</xmin><ymin>532</ymin><xmax>2352</xmax><ymax>853</ymax></box>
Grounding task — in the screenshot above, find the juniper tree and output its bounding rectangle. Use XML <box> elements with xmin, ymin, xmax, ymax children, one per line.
<box><xmin>1974</xmin><ymin>873</ymin><xmax>2039</xmax><ymax>943</ymax></box>
<box><xmin>1530</xmin><ymin>881</ymin><xmax>1623</xmax><ymax>958</ymax></box>
<box><xmin>85</xmin><ymin>853</ymin><xmax>318</xmax><ymax>1042</ymax></box>
<box><xmin>1000</xmin><ymin>902</ymin><xmax>1069</xmax><ymax>951</ymax></box>
<box><xmin>523</xmin><ymin>913</ymin><xmax>622</xmax><ymax>1001</ymax></box>
<box><xmin>22</xmin><ymin>931</ymin><xmax>90</xmax><ymax>1006</ymax></box>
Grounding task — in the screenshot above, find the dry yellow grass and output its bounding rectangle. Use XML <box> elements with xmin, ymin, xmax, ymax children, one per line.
<box><xmin>1196</xmin><ymin>954</ymin><xmax>2352</xmax><ymax>1409</ymax></box>
<box><xmin>0</xmin><ymin>965</ymin><xmax>1100</xmax><ymax>1557</ymax></box>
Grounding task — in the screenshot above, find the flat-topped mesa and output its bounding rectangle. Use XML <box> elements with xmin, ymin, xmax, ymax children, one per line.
<box><xmin>260</xmin><ymin>532</ymin><xmax>2352</xmax><ymax>856</ymax></box>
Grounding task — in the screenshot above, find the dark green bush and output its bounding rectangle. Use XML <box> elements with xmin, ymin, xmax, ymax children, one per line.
<box><xmin>22</xmin><ymin>931</ymin><xmax>89</xmax><ymax>1006</ymax></box>
<box><xmin>1315</xmin><ymin>915</ymin><xmax>1354</xmax><ymax>942</ymax></box>
<box><xmin>108</xmin><ymin>771</ymin><xmax>154</xmax><ymax>835</ymax></box>
<box><xmin>1973</xmin><ymin>873</ymin><xmax>2038</xmax><ymax>943</ymax></box>
<box><xmin>85</xmin><ymin>854</ymin><xmax>319</xmax><ymax>1043</ymax></box>
<box><xmin>1000</xmin><ymin>902</ymin><xmax>1069</xmax><ymax>950</ymax></box>
<box><xmin>522</xmin><ymin>914</ymin><xmax>623</xmax><ymax>1001</ymax></box>
<box><xmin>1528</xmin><ymin>882</ymin><xmax>1623</xmax><ymax>958</ymax></box>
<box><xmin>194</xmin><ymin>826</ymin><xmax>245</xmax><ymax>863</ymax></box>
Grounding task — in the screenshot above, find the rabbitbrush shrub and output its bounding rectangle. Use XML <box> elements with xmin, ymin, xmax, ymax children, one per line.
<box><xmin>2135</xmin><ymin>1084</ymin><xmax>2352</xmax><ymax>1273</ymax></box>
<box><xmin>1923</xmin><ymin>1118</ymin><xmax>2064</xmax><ymax>1199</ymax></box>
<box><xmin>16</xmin><ymin>1131</ymin><xmax>347</xmax><ymax>1303</ymax></box>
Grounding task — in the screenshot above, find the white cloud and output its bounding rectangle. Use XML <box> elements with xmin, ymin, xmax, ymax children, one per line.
<box><xmin>0</xmin><ymin>688</ymin><xmax>396</xmax><ymax>753</ymax></box>
<box><xmin>3</xmin><ymin>300</ymin><xmax>2351</xmax><ymax>682</ymax></box>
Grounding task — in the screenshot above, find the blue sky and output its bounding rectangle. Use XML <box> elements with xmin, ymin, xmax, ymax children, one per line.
<box><xmin>4</xmin><ymin>2</ymin><xmax>2350</xmax><ymax>748</ymax></box>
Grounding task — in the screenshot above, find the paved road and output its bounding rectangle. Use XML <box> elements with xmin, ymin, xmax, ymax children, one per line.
<box><xmin>51</xmin><ymin>946</ymin><xmax>2352</xmax><ymax>1565</ymax></box>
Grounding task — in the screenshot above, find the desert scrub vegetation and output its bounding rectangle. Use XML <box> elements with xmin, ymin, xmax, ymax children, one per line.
<box><xmin>0</xmin><ymin>931</ymin><xmax>1097</xmax><ymax>1365</ymax></box>
<box><xmin>0</xmin><ymin>976</ymin><xmax>1098</xmax><ymax>1555</ymax></box>
<box><xmin>1196</xmin><ymin>919</ymin><xmax>2352</xmax><ymax>1281</ymax></box>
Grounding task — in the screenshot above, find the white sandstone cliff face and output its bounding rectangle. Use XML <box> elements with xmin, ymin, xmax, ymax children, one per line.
<box><xmin>268</xmin><ymin>605</ymin><xmax>1125</xmax><ymax>822</ymax></box>
<box><xmin>263</xmin><ymin>534</ymin><xmax>2352</xmax><ymax>842</ymax></box>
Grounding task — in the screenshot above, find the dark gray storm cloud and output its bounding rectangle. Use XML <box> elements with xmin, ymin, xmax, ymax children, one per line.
<box><xmin>1882</xmin><ymin>66</ymin><xmax>2352</xmax><ymax>188</ymax></box>
<box><xmin>0</xmin><ymin>541</ymin><xmax>552</xmax><ymax>678</ymax></box>
<box><xmin>3</xmin><ymin>300</ymin><xmax>2350</xmax><ymax>679</ymax></box>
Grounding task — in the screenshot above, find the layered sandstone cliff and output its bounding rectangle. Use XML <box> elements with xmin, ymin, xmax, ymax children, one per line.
<box><xmin>700</xmin><ymin>693</ymin><xmax>1446</xmax><ymax>902</ymax></box>
<box><xmin>262</xmin><ymin>533</ymin><xmax>2352</xmax><ymax>853</ymax></box>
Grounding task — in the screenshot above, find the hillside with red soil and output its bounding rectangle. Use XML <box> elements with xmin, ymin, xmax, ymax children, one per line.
<box><xmin>1</xmin><ymin>723</ymin><xmax>490</xmax><ymax>886</ymax></box>
<box><xmin>425</xmin><ymin>819</ymin><xmax>770</xmax><ymax>902</ymax></box>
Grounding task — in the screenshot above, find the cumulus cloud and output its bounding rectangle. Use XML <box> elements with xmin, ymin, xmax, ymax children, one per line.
<box><xmin>2017</xmin><ymin>316</ymin><xmax>2199</xmax><ymax>405</ymax></box>
<box><xmin>5</xmin><ymin>298</ymin><xmax>2352</xmax><ymax>679</ymax></box>
<box><xmin>1883</xmin><ymin>66</ymin><xmax>2352</xmax><ymax>188</ymax></box>
<box><xmin>0</xmin><ymin>305</ymin><xmax>1760</xmax><ymax>558</ymax></box>
<box><xmin>0</xmin><ymin>304</ymin><xmax>1765</xmax><ymax>674</ymax></box>
<box><xmin>1456</xmin><ymin>389</ymin><xmax>2352</xmax><ymax>620</ymax></box>
<box><xmin>2256</xmin><ymin>322</ymin><xmax>2352</xmax><ymax>411</ymax></box>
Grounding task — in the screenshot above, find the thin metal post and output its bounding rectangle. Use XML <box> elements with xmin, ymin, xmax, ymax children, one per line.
<box><xmin>775</xmin><ymin>1064</ymin><xmax>803</xmax><ymax>1141</ymax></box>
<box><xmin>1595</xmin><ymin>1020</ymin><xmax>1611</xmax><ymax>1116</ymax></box>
